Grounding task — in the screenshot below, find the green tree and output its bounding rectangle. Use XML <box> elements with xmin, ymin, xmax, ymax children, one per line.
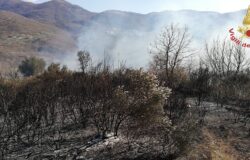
<box><xmin>18</xmin><ymin>57</ymin><xmax>46</xmax><ymax>77</ymax></box>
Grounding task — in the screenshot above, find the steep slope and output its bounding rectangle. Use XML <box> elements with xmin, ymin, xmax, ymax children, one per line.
<box><xmin>0</xmin><ymin>0</ymin><xmax>244</xmax><ymax>40</ymax></box>
<box><xmin>24</xmin><ymin>0</ymin><xmax>95</xmax><ymax>33</ymax></box>
<box><xmin>0</xmin><ymin>11</ymin><xmax>76</xmax><ymax>72</ymax></box>
<box><xmin>0</xmin><ymin>0</ymin><xmax>35</xmax><ymax>14</ymax></box>
<box><xmin>0</xmin><ymin>0</ymin><xmax>96</xmax><ymax>33</ymax></box>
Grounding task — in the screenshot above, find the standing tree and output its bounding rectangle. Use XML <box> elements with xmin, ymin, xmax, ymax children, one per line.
<box><xmin>150</xmin><ymin>24</ymin><xmax>193</xmax><ymax>89</ymax></box>
<box><xmin>18</xmin><ymin>57</ymin><xmax>46</xmax><ymax>77</ymax></box>
<box><xmin>47</xmin><ymin>63</ymin><xmax>61</xmax><ymax>73</ymax></box>
<box><xmin>150</xmin><ymin>24</ymin><xmax>193</xmax><ymax>121</ymax></box>
<box><xmin>205</xmin><ymin>39</ymin><xmax>250</xmax><ymax>107</ymax></box>
<box><xmin>78</xmin><ymin>50</ymin><xmax>91</xmax><ymax>73</ymax></box>
<box><xmin>190</xmin><ymin>63</ymin><xmax>211</xmax><ymax>105</ymax></box>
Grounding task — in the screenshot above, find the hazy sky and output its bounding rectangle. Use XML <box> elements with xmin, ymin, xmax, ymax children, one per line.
<box><xmin>24</xmin><ymin>0</ymin><xmax>250</xmax><ymax>13</ymax></box>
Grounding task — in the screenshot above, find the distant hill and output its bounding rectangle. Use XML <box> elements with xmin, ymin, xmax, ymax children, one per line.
<box><xmin>79</xmin><ymin>9</ymin><xmax>246</xmax><ymax>67</ymax></box>
<box><xmin>0</xmin><ymin>0</ymin><xmax>247</xmax><ymax>70</ymax></box>
<box><xmin>0</xmin><ymin>0</ymin><xmax>34</xmax><ymax>14</ymax></box>
<box><xmin>0</xmin><ymin>11</ymin><xmax>76</xmax><ymax>72</ymax></box>
<box><xmin>0</xmin><ymin>0</ymin><xmax>95</xmax><ymax>33</ymax></box>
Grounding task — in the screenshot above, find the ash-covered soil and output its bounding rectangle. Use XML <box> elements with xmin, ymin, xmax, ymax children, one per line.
<box><xmin>4</xmin><ymin>100</ymin><xmax>249</xmax><ymax>160</ymax></box>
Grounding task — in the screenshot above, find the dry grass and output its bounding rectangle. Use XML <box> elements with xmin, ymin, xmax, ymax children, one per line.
<box><xmin>182</xmin><ymin>101</ymin><xmax>250</xmax><ymax>160</ymax></box>
<box><xmin>203</xmin><ymin>128</ymin><xmax>243</xmax><ymax>160</ymax></box>
<box><xmin>186</xmin><ymin>128</ymin><xmax>245</xmax><ymax>160</ymax></box>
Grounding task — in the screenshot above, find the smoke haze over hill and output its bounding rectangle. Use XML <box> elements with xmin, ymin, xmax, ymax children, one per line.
<box><xmin>0</xmin><ymin>0</ymin><xmax>248</xmax><ymax>70</ymax></box>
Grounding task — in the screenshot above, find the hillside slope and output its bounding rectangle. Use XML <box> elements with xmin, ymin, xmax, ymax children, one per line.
<box><xmin>0</xmin><ymin>0</ymin><xmax>96</xmax><ymax>33</ymax></box>
<box><xmin>0</xmin><ymin>11</ymin><xmax>76</xmax><ymax>72</ymax></box>
<box><xmin>0</xmin><ymin>0</ymin><xmax>247</xmax><ymax>69</ymax></box>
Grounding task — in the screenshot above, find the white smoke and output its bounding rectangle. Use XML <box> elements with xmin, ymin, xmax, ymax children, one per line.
<box><xmin>62</xmin><ymin>9</ymin><xmax>247</xmax><ymax>70</ymax></box>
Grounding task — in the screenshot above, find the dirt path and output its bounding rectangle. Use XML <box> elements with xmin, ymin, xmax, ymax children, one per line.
<box><xmin>185</xmin><ymin>101</ymin><xmax>249</xmax><ymax>160</ymax></box>
<box><xmin>186</xmin><ymin>127</ymin><xmax>246</xmax><ymax>160</ymax></box>
<box><xmin>202</xmin><ymin>128</ymin><xmax>243</xmax><ymax>160</ymax></box>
